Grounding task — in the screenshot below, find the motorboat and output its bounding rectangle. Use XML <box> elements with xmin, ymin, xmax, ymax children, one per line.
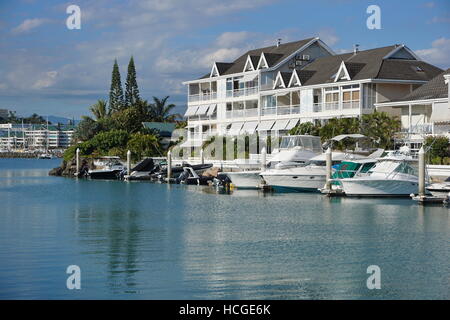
<box><xmin>38</xmin><ymin>153</ymin><xmax>53</xmax><ymax>159</ymax></box>
<box><xmin>176</xmin><ymin>167</ymin><xmax>214</xmax><ymax>185</ymax></box>
<box><xmin>88</xmin><ymin>157</ymin><xmax>125</xmax><ymax>180</ymax></box>
<box><xmin>261</xmin><ymin>151</ymin><xmax>375</xmax><ymax>192</ymax></box>
<box><xmin>152</xmin><ymin>162</ymin><xmax>213</xmax><ymax>180</ymax></box>
<box><xmin>335</xmin><ymin>150</ymin><xmax>426</xmax><ymax>197</ymax></box>
<box><xmin>225</xmin><ymin>135</ymin><xmax>322</xmax><ymax>189</ymax></box>
<box><xmin>426</xmin><ymin>177</ymin><xmax>450</xmax><ymax>197</ymax></box>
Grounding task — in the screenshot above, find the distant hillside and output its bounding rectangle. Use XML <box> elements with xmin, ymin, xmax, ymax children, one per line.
<box><xmin>47</xmin><ymin>116</ymin><xmax>80</xmax><ymax>125</ymax></box>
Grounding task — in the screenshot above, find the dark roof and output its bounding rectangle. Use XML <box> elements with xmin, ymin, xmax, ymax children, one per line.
<box><xmin>298</xmin><ymin>45</ymin><xmax>443</xmax><ymax>86</ymax></box>
<box><xmin>215</xmin><ymin>62</ymin><xmax>234</xmax><ymax>75</ymax></box>
<box><xmin>199</xmin><ymin>37</ymin><xmax>315</xmax><ymax>78</ymax></box>
<box><xmin>295</xmin><ymin>70</ymin><xmax>316</xmax><ymax>85</ymax></box>
<box><xmin>280</xmin><ymin>72</ymin><xmax>292</xmax><ymax>86</ymax></box>
<box><xmin>391</xmin><ymin>68</ymin><xmax>450</xmax><ymax>102</ymax></box>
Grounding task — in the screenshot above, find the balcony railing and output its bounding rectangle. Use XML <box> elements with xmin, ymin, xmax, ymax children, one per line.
<box><xmin>188</xmin><ymin>92</ymin><xmax>217</xmax><ymax>102</ymax></box>
<box><xmin>226</xmin><ymin>86</ymin><xmax>259</xmax><ymax>98</ymax></box>
<box><xmin>188</xmin><ymin>114</ymin><xmax>217</xmax><ymax>121</ymax></box>
<box><xmin>324</xmin><ymin>102</ymin><xmax>339</xmax><ymax>111</ymax></box>
<box><xmin>226</xmin><ymin>108</ymin><xmax>259</xmax><ymax>119</ymax></box>
<box><xmin>403</xmin><ymin>123</ymin><xmax>434</xmax><ymax>134</ymax></box>
<box><xmin>261</xmin><ymin>108</ymin><xmax>276</xmax><ymax>116</ymax></box>
<box><xmin>342</xmin><ymin>101</ymin><xmax>360</xmax><ymax>109</ymax></box>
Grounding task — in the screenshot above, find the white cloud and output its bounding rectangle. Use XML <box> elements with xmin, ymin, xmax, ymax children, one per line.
<box><xmin>317</xmin><ymin>28</ymin><xmax>340</xmax><ymax>47</ymax></box>
<box><xmin>32</xmin><ymin>71</ymin><xmax>58</xmax><ymax>89</ymax></box>
<box><xmin>416</xmin><ymin>38</ymin><xmax>450</xmax><ymax>68</ymax></box>
<box><xmin>11</xmin><ymin>18</ymin><xmax>49</xmax><ymax>34</ymax></box>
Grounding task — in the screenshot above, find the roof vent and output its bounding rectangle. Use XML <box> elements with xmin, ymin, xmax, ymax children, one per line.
<box><xmin>353</xmin><ymin>44</ymin><xmax>359</xmax><ymax>54</ymax></box>
<box><xmin>276</xmin><ymin>38</ymin><xmax>282</xmax><ymax>47</ymax></box>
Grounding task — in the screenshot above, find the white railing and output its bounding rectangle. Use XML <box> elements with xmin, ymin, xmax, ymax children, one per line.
<box><xmin>261</xmin><ymin>108</ymin><xmax>276</xmax><ymax>116</ymax></box>
<box><xmin>226</xmin><ymin>108</ymin><xmax>259</xmax><ymax>119</ymax></box>
<box><xmin>342</xmin><ymin>101</ymin><xmax>360</xmax><ymax>109</ymax></box>
<box><xmin>188</xmin><ymin>92</ymin><xmax>217</xmax><ymax>102</ymax></box>
<box><xmin>226</xmin><ymin>86</ymin><xmax>259</xmax><ymax>98</ymax></box>
<box><xmin>324</xmin><ymin>102</ymin><xmax>339</xmax><ymax>111</ymax></box>
<box><xmin>188</xmin><ymin>114</ymin><xmax>217</xmax><ymax>121</ymax></box>
<box><xmin>407</xmin><ymin>123</ymin><xmax>434</xmax><ymax>134</ymax></box>
<box><xmin>313</xmin><ymin>103</ymin><xmax>322</xmax><ymax>112</ymax></box>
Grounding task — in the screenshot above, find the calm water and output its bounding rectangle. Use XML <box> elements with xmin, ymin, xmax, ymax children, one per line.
<box><xmin>0</xmin><ymin>158</ymin><xmax>448</xmax><ymax>299</ymax></box>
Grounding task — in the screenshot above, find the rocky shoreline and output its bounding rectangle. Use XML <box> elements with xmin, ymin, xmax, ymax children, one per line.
<box><xmin>49</xmin><ymin>158</ymin><xmax>95</xmax><ymax>177</ymax></box>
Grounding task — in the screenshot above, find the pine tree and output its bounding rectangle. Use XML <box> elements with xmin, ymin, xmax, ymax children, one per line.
<box><xmin>125</xmin><ymin>56</ymin><xmax>141</xmax><ymax>107</ymax></box>
<box><xmin>109</xmin><ymin>59</ymin><xmax>124</xmax><ymax>113</ymax></box>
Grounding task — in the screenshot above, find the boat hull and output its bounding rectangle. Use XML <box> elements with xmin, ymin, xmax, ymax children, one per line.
<box><xmin>261</xmin><ymin>173</ymin><xmax>325</xmax><ymax>192</ymax></box>
<box><xmin>89</xmin><ymin>170</ymin><xmax>123</xmax><ymax>180</ymax></box>
<box><xmin>340</xmin><ymin>179</ymin><xmax>419</xmax><ymax>197</ymax></box>
<box><xmin>226</xmin><ymin>171</ymin><xmax>262</xmax><ymax>189</ymax></box>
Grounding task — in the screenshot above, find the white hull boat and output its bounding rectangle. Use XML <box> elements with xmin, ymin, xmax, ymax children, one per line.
<box><xmin>226</xmin><ymin>170</ymin><xmax>262</xmax><ymax>189</ymax></box>
<box><xmin>261</xmin><ymin>165</ymin><xmax>326</xmax><ymax>192</ymax></box>
<box><xmin>339</xmin><ymin>178</ymin><xmax>419</xmax><ymax>197</ymax></box>
<box><xmin>426</xmin><ymin>179</ymin><xmax>450</xmax><ymax>197</ymax></box>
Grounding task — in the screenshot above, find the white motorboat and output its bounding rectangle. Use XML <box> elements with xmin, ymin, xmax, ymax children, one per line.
<box><xmin>89</xmin><ymin>157</ymin><xmax>125</xmax><ymax>180</ymax></box>
<box><xmin>261</xmin><ymin>152</ymin><xmax>373</xmax><ymax>192</ymax></box>
<box><xmin>225</xmin><ymin>135</ymin><xmax>322</xmax><ymax>189</ymax></box>
<box><xmin>426</xmin><ymin>177</ymin><xmax>450</xmax><ymax>197</ymax></box>
<box><xmin>336</xmin><ymin>152</ymin><xmax>424</xmax><ymax>197</ymax></box>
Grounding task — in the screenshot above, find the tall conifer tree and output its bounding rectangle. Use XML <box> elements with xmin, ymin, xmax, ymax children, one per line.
<box><xmin>109</xmin><ymin>59</ymin><xmax>124</xmax><ymax>113</ymax></box>
<box><xmin>125</xmin><ymin>56</ymin><xmax>140</xmax><ymax>107</ymax></box>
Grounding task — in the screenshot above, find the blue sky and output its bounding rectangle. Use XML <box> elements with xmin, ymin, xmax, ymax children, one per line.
<box><xmin>0</xmin><ymin>0</ymin><xmax>449</xmax><ymax>118</ymax></box>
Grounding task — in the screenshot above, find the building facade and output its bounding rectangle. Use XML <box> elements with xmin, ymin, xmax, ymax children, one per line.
<box><xmin>182</xmin><ymin>37</ymin><xmax>442</xmax><ymax>150</ymax></box>
<box><xmin>0</xmin><ymin>123</ymin><xmax>74</xmax><ymax>150</ymax></box>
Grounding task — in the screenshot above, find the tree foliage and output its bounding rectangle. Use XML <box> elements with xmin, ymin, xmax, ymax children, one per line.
<box><xmin>424</xmin><ymin>135</ymin><xmax>450</xmax><ymax>164</ymax></box>
<box><xmin>109</xmin><ymin>59</ymin><xmax>124</xmax><ymax>113</ymax></box>
<box><xmin>124</xmin><ymin>56</ymin><xmax>140</xmax><ymax>107</ymax></box>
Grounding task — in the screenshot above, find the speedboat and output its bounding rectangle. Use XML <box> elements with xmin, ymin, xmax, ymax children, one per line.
<box><xmin>38</xmin><ymin>153</ymin><xmax>53</xmax><ymax>159</ymax></box>
<box><xmin>225</xmin><ymin>135</ymin><xmax>323</xmax><ymax>189</ymax></box>
<box><xmin>88</xmin><ymin>157</ymin><xmax>125</xmax><ymax>180</ymax></box>
<box><xmin>261</xmin><ymin>152</ymin><xmax>374</xmax><ymax>192</ymax></box>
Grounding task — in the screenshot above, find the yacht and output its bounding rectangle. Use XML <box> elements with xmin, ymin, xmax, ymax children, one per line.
<box><xmin>335</xmin><ymin>150</ymin><xmax>424</xmax><ymax>197</ymax></box>
<box><xmin>426</xmin><ymin>177</ymin><xmax>450</xmax><ymax>197</ymax></box>
<box><xmin>225</xmin><ymin>135</ymin><xmax>322</xmax><ymax>189</ymax></box>
<box><xmin>88</xmin><ymin>157</ymin><xmax>125</xmax><ymax>180</ymax></box>
<box><xmin>260</xmin><ymin>152</ymin><xmax>374</xmax><ymax>192</ymax></box>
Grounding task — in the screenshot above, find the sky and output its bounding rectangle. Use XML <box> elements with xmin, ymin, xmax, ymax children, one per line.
<box><xmin>0</xmin><ymin>0</ymin><xmax>449</xmax><ymax>119</ymax></box>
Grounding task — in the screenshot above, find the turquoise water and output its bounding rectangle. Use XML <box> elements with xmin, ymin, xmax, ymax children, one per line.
<box><xmin>0</xmin><ymin>158</ymin><xmax>448</xmax><ymax>299</ymax></box>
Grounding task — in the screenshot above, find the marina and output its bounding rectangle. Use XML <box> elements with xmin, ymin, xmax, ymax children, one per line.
<box><xmin>0</xmin><ymin>158</ymin><xmax>449</xmax><ymax>299</ymax></box>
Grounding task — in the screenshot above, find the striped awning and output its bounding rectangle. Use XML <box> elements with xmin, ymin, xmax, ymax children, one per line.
<box><xmin>227</xmin><ymin>122</ymin><xmax>244</xmax><ymax>135</ymax></box>
<box><xmin>285</xmin><ymin>119</ymin><xmax>300</xmax><ymax>130</ymax></box>
<box><xmin>184</xmin><ymin>106</ymin><xmax>198</xmax><ymax>117</ymax></box>
<box><xmin>196</xmin><ymin>104</ymin><xmax>210</xmax><ymax>115</ymax></box>
<box><xmin>240</xmin><ymin>121</ymin><xmax>258</xmax><ymax>134</ymax></box>
<box><xmin>256</xmin><ymin>120</ymin><xmax>275</xmax><ymax>131</ymax></box>
<box><xmin>272</xmin><ymin>119</ymin><xmax>290</xmax><ymax>131</ymax></box>
<box><xmin>207</xmin><ymin>104</ymin><xmax>217</xmax><ymax>116</ymax></box>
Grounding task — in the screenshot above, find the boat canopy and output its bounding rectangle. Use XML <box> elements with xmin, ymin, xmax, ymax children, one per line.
<box><xmin>279</xmin><ymin>135</ymin><xmax>322</xmax><ymax>153</ymax></box>
<box><xmin>331</xmin><ymin>134</ymin><xmax>366</xmax><ymax>141</ymax></box>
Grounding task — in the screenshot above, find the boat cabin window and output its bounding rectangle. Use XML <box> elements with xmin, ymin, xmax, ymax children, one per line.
<box><xmin>394</xmin><ymin>162</ymin><xmax>417</xmax><ymax>176</ymax></box>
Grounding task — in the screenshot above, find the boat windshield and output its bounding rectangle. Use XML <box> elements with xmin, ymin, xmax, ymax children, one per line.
<box><xmin>394</xmin><ymin>162</ymin><xmax>417</xmax><ymax>176</ymax></box>
<box><xmin>279</xmin><ymin>136</ymin><xmax>322</xmax><ymax>153</ymax></box>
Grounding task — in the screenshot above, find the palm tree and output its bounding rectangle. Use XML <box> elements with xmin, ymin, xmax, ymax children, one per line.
<box><xmin>149</xmin><ymin>96</ymin><xmax>181</xmax><ymax>122</ymax></box>
<box><xmin>89</xmin><ymin>99</ymin><xmax>108</xmax><ymax>120</ymax></box>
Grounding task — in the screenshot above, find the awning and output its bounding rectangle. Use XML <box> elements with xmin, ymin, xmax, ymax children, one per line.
<box><xmin>271</xmin><ymin>119</ymin><xmax>290</xmax><ymax>131</ymax></box>
<box><xmin>285</xmin><ymin>119</ymin><xmax>299</xmax><ymax>130</ymax></box>
<box><xmin>196</xmin><ymin>104</ymin><xmax>210</xmax><ymax>115</ymax></box>
<box><xmin>184</xmin><ymin>106</ymin><xmax>198</xmax><ymax>117</ymax></box>
<box><xmin>207</xmin><ymin>104</ymin><xmax>217</xmax><ymax>116</ymax></box>
<box><xmin>240</xmin><ymin>121</ymin><xmax>258</xmax><ymax>134</ymax></box>
<box><xmin>257</xmin><ymin>120</ymin><xmax>275</xmax><ymax>131</ymax></box>
<box><xmin>227</xmin><ymin>122</ymin><xmax>244</xmax><ymax>135</ymax></box>
<box><xmin>240</xmin><ymin>74</ymin><xmax>258</xmax><ymax>82</ymax></box>
<box><xmin>179</xmin><ymin>140</ymin><xmax>203</xmax><ymax>148</ymax></box>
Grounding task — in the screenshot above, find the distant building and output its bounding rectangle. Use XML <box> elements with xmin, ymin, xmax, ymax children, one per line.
<box><xmin>0</xmin><ymin>123</ymin><xmax>74</xmax><ymax>150</ymax></box>
<box><xmin>142</xmin><ymin>122</ymin><xmax>177</xmax><ymax>147</ymax></box>
<box><xmin>0</xmin><ymin>109</ymin><xmax>9</xmax><ymax>120</ymax></box>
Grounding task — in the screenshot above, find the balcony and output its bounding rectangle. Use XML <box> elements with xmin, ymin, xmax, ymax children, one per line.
<box><xmin>226</xmin><ymin>86</ymin><xmax>259</xmax><ymax>98</ymax></box>
<box><xmin>188</xmin><ymin>92</ymin><xmax>217</xmax><ymax>103</ymax></box>
<box><xmin>226</xmin><ymin>108</ymin><xmax>259</xmax><ymax>119</ymax></box>
<box><xmin>313</xmin><ymin>101</ymin><xmax>360</xmax><ymax>112</ymax></box>
<box><xmin>403</xmin><ymin>123</ymin><xmax>434</xmax><ymax>134</ymax></box>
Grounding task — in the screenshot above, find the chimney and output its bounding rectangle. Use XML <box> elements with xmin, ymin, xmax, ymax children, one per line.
<box><xmin>353</xmin><ymin>44</ymin><xmax>360</xmax><ymax>54</ymax></box>
<box><xmin>276</xmin><ymin>38</ymin><xmax>282</xmax><ymax>47</ymax></box>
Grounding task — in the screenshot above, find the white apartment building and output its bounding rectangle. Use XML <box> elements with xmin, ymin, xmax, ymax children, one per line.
<box><xmin>182</xmin><ymin>37</ymin><xmax>443</xmax><ymax>150</ymax></box>
<box><xmin>0</xmin><ymin>123</ymin><xmax>74</xmax><ymax>150</ymax></box>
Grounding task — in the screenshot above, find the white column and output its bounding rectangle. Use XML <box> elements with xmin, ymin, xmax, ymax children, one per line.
<box><xmin>408</xmin><ymin>104</ymin><xmax>412</xmax><ymax>133</ymax></box>
<box><xmin>167</xmin><ymin>150</ymin><xmax>172</xmax><ymax>180</ymax></box>
<box><xmin>325</xmin><ymin>147</ymin><xmax>332</xmax><ymax>190</ymax></box>
<box><xmin>127</xmin><ymin>150</ymin><xmax>131</xmax><ymax>175</ymax></box>
<box><xmin>418</xmin><ymin>147</ymin><xmax>425</xmax><ymax>197</ymax></box>
<box><xmin>76</xmin><ymin>148</ymin><xmax>80</xmax><ymax>176</ymax></box>
<box><xmin>261</xmin><ymin>147</ymin><xmax>267</xmax><ymax>171</ymax></box>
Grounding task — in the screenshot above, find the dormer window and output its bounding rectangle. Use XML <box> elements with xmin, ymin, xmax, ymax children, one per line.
<box><xmin>243</xmin><ymin>55</ymin><xmax>255</xmax><ymax>72</ymax></box>
<box><xmin>334</xmin><ymin>61</ymin><xmax>351</xmax><ymax>82</ymax></box>
<box><xmin>257</xmin><ymin>53</ymin><xmax>269</xmax><ymax>70</ymax></box>
<box><xmin>210</xmin><ymin>63</ymin><xmax>220</xmax><ymax>77</ymax></box>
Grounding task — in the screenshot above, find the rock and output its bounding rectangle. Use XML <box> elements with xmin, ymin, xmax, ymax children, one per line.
<box><xmin>48</xmin><ymin>157</ymin><xmax>96</xmax><ymax>177</ymax></box>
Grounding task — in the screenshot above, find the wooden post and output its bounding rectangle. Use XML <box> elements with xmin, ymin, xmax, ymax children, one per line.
<box><xmin>200</xmin><ymin>148</ymin><xmax>204</xmax><ymax>165</ymax></box>
<box><xmin>127</xmin><ymin>150</ymin><xmax>131</xmax><ymax>176</ymax></box>
<box><xmin>76</xmin><ymin>148</ymin><xmax>80</xmax><ymax>176</ymax></box>
<box><xmin>261</xmin><ymin>147</ymin><xmax>267</xmax><ymax>171</ymax></box>
<box><xmin>418</xmin><ymin>147</ymin><xmax>425</xmax><ymax>196</ymax></box>
<box><xmin>325</xmin><ymin>147</ymin><xmax>332</xmax><ymax>190</ymax></box>
<box><xmin>167</xmin><ymin>150</ymin><xmax>172</xmax><ymax>180</ymax></box>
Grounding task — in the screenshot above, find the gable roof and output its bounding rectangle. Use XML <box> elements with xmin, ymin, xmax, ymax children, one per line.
<box><xmin>200</xmin><ymin>37</ymin><xmax>316</xmax><ymax>78</ymax></box>
<box><xmin>296</xmin><ymin>45</ymin><xmax>443</xmax><ymax>86</ymax></box>
<box><xmin>390</xmin><ymin>68</ymin><xmax>450</xmax><ymax>102</ymax></box>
